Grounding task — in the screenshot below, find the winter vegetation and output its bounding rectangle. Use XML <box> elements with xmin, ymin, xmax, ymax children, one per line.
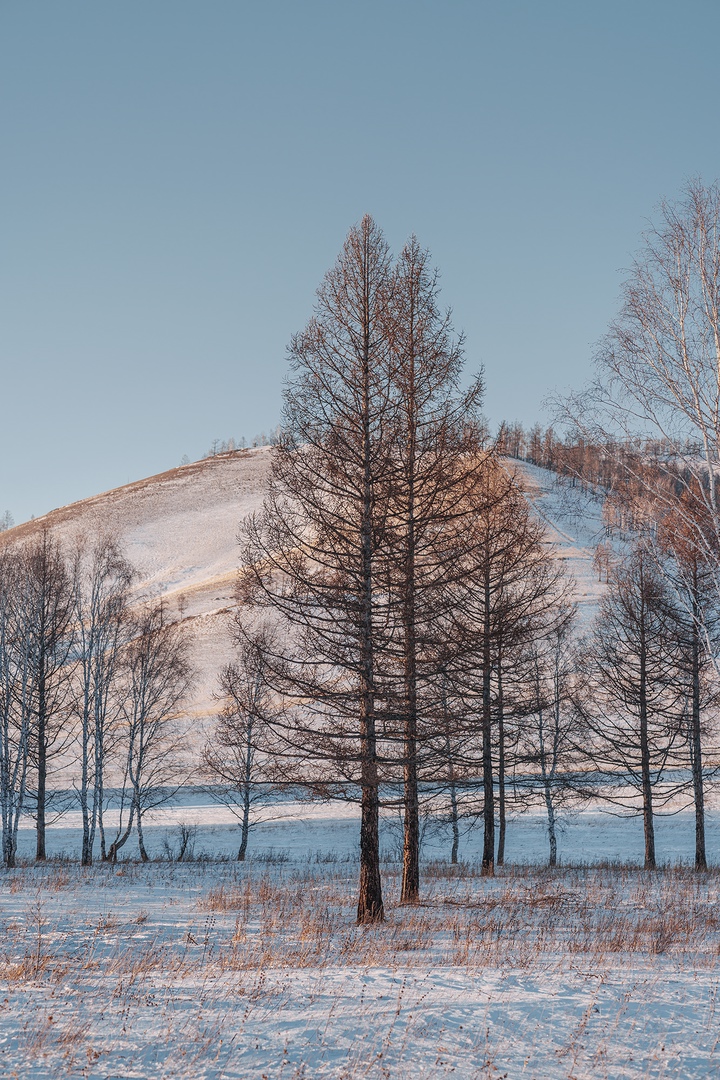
<box><xmin>4</xmin><ymin>183</ymin><xmax>720</xmax><ymax>1075</ymax></box>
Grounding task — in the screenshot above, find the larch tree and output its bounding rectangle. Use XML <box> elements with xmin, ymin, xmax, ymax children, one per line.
<box><xmin>655</xmin><ymin>497</ymin><xmax>720</xmax><ymax>869</ymax></box>
<box><xmin>382</xmin><ymin>235</ymin><xmax>484</xmax><ymax>902</ymax></box>
<box><xmin>449</xmin><ymin>461</ymin><xmax>566</xmax><ymax>875</ymax></box>
<box><xmin>238</xmin><ymin>215</ymin><xmax>395</xmax><ymax>923</ymax></box>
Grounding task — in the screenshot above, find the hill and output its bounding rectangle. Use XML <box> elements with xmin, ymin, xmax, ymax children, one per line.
<box><xmin>1</xmin><ymin>451</ymin><xmax>608</xmax><ymax>731</ymax></box>
<box><xmin>1</xmin><ymin>447</ymin><xmax>273</xmax><ymax>726</ymax></box>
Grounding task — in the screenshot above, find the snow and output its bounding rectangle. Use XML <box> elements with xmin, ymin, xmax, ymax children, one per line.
<box><xmin>511</xmin><ymin>460</ymin><xmax>609</xmax><ymax>626</ymax></box>
<box><xmin>3</xmin><ymin>450</ymin><xmax>607</xmax><ymax>738</ymax></box>
<box><xmin>2</xmin><ymin>448</ymin><xmax>273</xmax><ymax>730</ymax></box>
<box><xmin>3</xmin><ymin>805</ymin><xmax>720</xmax><ymax>1078</ymax></box>
<box><xmin>3</xmin><ymin>455</ymin><xmax>719</xmax><ymax>1077</ymax></box>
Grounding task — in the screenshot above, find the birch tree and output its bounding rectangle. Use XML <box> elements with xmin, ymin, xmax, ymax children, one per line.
<box><xmin>72</xmin><ymin>537</ymin><xmax>133</xmax><ymax>865</ymax></box>
<box><xmin>450</xmin><ymin>462</ymin><xmax>565</xmax><ymax>875</ymax></box>
<box><xmin>107</xmin><ymin>602</ymin><xmax>193</xmax><ymax>862</ymax></box>
<box><xmin>560</xmin><ymin>180</ymin><xmax>720</xmax><ymax>618</ymax></box>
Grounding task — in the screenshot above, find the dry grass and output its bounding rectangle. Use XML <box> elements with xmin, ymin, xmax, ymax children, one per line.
<box><xmin>3</xmin><ymin>861</ymin><xmax>720</xmax><ymax>986</ymax></box>
<box><xmin>2</xmin><ymin>860</ymin><xmax>720</xmax><ymax>1078</ymax></box>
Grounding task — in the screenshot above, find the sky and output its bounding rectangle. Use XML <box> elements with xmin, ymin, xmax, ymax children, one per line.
<box><xmin>2</xmin><ymin>0</ymin><xmax>720</xmax><ymax>525</ymax></box>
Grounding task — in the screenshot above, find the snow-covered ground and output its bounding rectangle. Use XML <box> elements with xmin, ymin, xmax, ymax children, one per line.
<box><xmin>9</xmin><ymin>790</ymin><xmax>720</xmax><ymax>869</ymax></box>
<box><xmin>3</xmin><ymin>804</ymin><xmax>720</xmax><ymax>1079</ymax></box>
<box><xmin>5</xmin><ymin>455</ymin><xmax>718</xmax><ymax>1077</ymax></box>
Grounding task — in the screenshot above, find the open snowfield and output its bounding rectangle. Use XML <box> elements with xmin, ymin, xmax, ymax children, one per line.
<box><xmin>3</xmin><ymin>802</ymin><xmax>720</xmax><ymax>1079</ymax></box>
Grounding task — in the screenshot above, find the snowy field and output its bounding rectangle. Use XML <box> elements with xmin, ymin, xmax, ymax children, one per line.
<box><xmin>3</xmin><ymin>802</ymin><xmax>720</xmax><ymax>1079</ymax></box>
<box><xmin>3</xmin><ymin>457</ymin><xmax>720</xmax><ymax>1076</ymax></box>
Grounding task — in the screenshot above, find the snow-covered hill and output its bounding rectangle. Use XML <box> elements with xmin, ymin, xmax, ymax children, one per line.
<box><xmin>1</xmin><ymin>447</ymin><xmax>273</xmax><ymax>725</ymax></box>
<box><xmin>1</xmin><ymin>452</ymin><xmax>608</xmax><ymax>731</ymax></box>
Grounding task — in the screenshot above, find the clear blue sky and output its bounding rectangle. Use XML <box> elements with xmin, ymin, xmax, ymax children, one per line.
<box><xmin>2</xmin><ymin>0</ymin><xmax>719</xmax><ymax>524</ymax></box>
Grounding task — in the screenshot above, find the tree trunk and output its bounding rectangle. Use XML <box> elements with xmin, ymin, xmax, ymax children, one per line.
<box><xmin>137</xmin><ymin>809</ymin><xmax>149</xmax><ymax>862</ymax></box>
<box><xmin>690</xmin><ymin>604</ymin><xmax>706</xmax><ymax>870</ymax></box>
<box><xmin>356</xmin><ymin>717</ymin><xmax>382</xmax><ymax>920</ymax></box>
<box><xmin>35</xmin><ymin>655</ymin><xmax>47</xmax><ymax>861</ymax></box>
<box><xmin>80</xmin><ymin>714</ymin><xmax>92</xmax><ymax>866</ymax></box>
<box><xmin>238</xmin><ymin>781</ymin><xmax>250</xmax><ymax>862</ymax></box>
<box><xmin>357</xmin><ymin>298</ymin><xmax>383</xmax><ymax>924</ymax></box>
<box><xmin>107</xmin><ymin>799</ymin><xmax>135</xmax><ymax>862</ymax></box>
<box><xmin>399</xmin><ymin>327</ymin><xmax>420</xmax><ymax>904</ymax></box>
<box><xmin>481</xmin><ymin>570</ymin><xmax>494</xmax><ymax>876</ymax></box>
<box><xmin>639</xmin><ymin>630</ymin><xmax>656</xmax><ymax>870</ymax></box>
<box><xmin>543</xmin><ymin>778</ymin><xmax>557</xmax><ymax>867</ymax></box>
<box><xmin>401</xmin><ymin>661</ymin><xmax>420</xmax><ymax>901</ymax></box>
<box><xmin>449</xmin><ymin>766</ymin><xmax>460</xmax><ymax>865</ymax></box>
<box><xmin>496</xmin><ymin>660</ymin><xmax>506</xmax><ymax>866</ymax></box>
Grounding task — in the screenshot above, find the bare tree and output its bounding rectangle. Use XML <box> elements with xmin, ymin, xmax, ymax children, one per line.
<box><xmin>0</xmin><ymin>553</ymin><xmax>32</xmax><ymax>867</ymax></box>
<box><xmin>21</xmin><ymin>532</ymin><xmax>75</xmax><ymax>860</ymax></box>
<box><xmin>515</xmin><ymin>606</ymin><xmax>580</xmax><ymax>867</ymax></box>
<box><xmin>655</xmin><ymin>498</ymin><xmax>720</xmax><ymax>869</ymax></box>
<box><xmin>71</xmin><ymin>537</ymin><xmax>134</xmax><ymax>865</ymax></box>
<box><xmin>558</xmin><ymin>180</ymin><xmax>720</xmax><ymax>626</ymax></box>
<box><xmin>578</xmin><ymin>542</ymin><xmax>685</xmax><ymax>869</ymax></box>
<box><xmin>107</xmin><ymin>602</ymin><xmax>193</xmax><ymax>862</ymax></box>
<box><xmin>238</xmin><ymin>216</ymin><xmax>394</xmax><ymax>923</ymax></box>
<box><xmin>382</xmin><ymin>235</ymin><xmax>484</xmax><ymax>901</ymax></box>
<box><xmin>203</xmin><ymin>622</ymin><xmax>282</xmax><ymax>861</ymax></box>
<box><xmin>449</xmin><ymin>461</ymin><xmax>567</xmax><ymax>875</ymax></box>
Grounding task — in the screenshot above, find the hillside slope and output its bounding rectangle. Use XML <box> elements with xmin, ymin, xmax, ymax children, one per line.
<box><xmin>1</xmin><ymin>447</ymin><xmax>273</xmax><ymax>725</ymax></box>
<box><xmin>1</xmin><ymin>452</ymin><xmax>607</xmax><ymax>734</ymax></box>
<box><xmin>511</xmin><ymin>460</ymin><xmax>607</xmax><ymax>625</ymax></box>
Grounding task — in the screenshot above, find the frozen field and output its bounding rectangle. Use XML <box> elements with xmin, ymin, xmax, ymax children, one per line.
<box><xmin>3</xmin><ymin>802</ymin><xmax>720</xmax><ymax>1079</ymax></box>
